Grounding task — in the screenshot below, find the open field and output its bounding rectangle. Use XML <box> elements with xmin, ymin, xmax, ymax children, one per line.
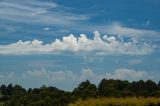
<box><xmin>69</xmin><ymin>97</ymin><xmax>160</xmax><ymax>106</ymax></box>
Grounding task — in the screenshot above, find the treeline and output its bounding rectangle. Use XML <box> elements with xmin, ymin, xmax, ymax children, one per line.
<box><xmin>0</xmin><ymin>79</ymin><xmax>160</xmax><ymax>106</ymax></box>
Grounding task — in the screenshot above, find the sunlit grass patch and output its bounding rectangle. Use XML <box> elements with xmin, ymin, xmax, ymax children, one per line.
<box><xmin>69</xmin><ymin>97</ymin><xmax>160</xmax><ymax>106</ymax></box>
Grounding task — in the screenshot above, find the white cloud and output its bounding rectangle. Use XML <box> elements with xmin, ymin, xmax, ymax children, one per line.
<box><xmin>0</xmin><ymin>68</ymin><xmax>152</xmax><ymax>88</ymax></box>
<box><xmin>43</xmin><ymin>27</ymin><xmax>51</xmax><ymax>31</ymax></box>
<box><xmin>104</xmin><ymin>68</ymin><xmax>149</xmax><ymax>80</ymax></box>
<box><xmin>0</xmin><ymin>0</ymin><xmax>159</xmax><ymax>45</ymax></box>
<box><xmin>0</xmin><ymin>31</ymin><xmax>154</xmax><ymax>55</ymax></box>
<box><xmin>21</xmin><ymin>69</ymin><xmax>75</xmax><ymax>82</ymax></box>
<box><xmin>21</xmin><ymin>68</ymin><xmax>96</xmax><ymax>82</ymax></box>
<box><xmin>0</xmin><ymin>0</ymin><xmax>89</xmax><ymax>25</ymax></box>
<box><xmin>0</xmin><ymin>74</ymin><xmax>4</xmax><ymax>79</ymax></box>
<box><xmin>129</xmin><ymin>59</ymin><xmax>142</xmax><ymax>65</ymax></box>
<box><xmin>91</xmin><ymin>22</ymin><xmax>160</xmax><ymax>37</ymax></box>
<box><xmin>8</xmin><ymin>72</ymin><xmax>16</xmax><ymax>79</ymax></box>
<box><xmin>80</xmin><ymin>69</ymin><xmax>94</xmax><ymax>80</ymax></box>
<box><xmin>0</xmin><ymin>0</ymin><xmax>159</xmax><ymax>42</ymax></box>
<box><xmin>81</xmin><ymin>69</ymin><xmax>94</xmax><ymax>76</ymax></box>
<box><xmin>83</xmin><ymin>55</ymin><xmax>104</xmax><ymax>63</ymax></box>
<box><xmin>146</xmin><ymin>20</ymin><xmax>150</xmax><ymax>25</ymax></box>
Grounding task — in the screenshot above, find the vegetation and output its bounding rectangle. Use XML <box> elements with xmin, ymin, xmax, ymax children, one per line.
<box><xmin>69</xmin><ymin>97</ymin><xmax>160</xmax><ymax>106</ymax></box>
<box><xmin>0</xmin><ymin>79</ymin><xmax>160</xmax><ymax>106</ymax></box>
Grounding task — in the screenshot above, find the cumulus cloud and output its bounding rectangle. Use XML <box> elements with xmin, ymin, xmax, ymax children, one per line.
<box><xmin>80</xmin><ymin>69</ymin><xmax>94</xmax><ymax>80</ymax></box>
<box><xmin>0</xmin><ymin>31</ymin><xmax>154</xmax><ymax>55</ymax></box>
<box><xmin>104</xmin><ymin>68</ymin><xmax>149</xmax><ymax>80</ymax></box>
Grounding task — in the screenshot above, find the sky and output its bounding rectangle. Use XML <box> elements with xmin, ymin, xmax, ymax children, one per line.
<box><xmin>0</xmin><ymin>0</ymin><xmax>160</xmax><ymax>91</ymax></box>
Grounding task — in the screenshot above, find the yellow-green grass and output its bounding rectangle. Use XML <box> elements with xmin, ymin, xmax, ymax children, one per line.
<box><xmin>69</xmin><ymin>97</ymin><xmax>160</xmax><ymax>106</ymax></box>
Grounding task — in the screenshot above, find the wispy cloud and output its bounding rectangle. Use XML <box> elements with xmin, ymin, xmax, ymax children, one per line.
<box><xmin>145</xmin><ymin>20</ymin><xmax>150</xmax><ymax>25</ymax></box>
<box><xmin>0</xmin><ymin>0</ymin><xmax>89</xmax><ymax>25</ymax></box>
<box><xmin>0</xmin><ymin>31</ymin><xmax>154</xmax><ymax>55</ymax></box>
<box><xmin>0</xmin><ymin>0</ymin><xmax>159</xmax><ymax>44</ymax></box>
<box><xmin>83</xmin><ymin>55</ymin><xmax>104</xmax><ymax>63</ymax></box>
<box><xmin>90</xmin><ymin>22</ymin><xmax>160</xmax><ymax>37</ymax></box>
<box><xmin>129</xmin><ymin>59</ymin><xmax>142</xmax><ymax>65</ymax></box>
<box><xmin>43</xmin><ymin>27</ymin><xmax>51</xmax><ymax>31</ymax></box>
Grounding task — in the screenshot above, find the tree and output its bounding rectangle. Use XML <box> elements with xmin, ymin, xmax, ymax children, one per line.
<box><xmin>72</xmin><ymin>80</ymin><xmax>97</xmax><ymax>99</ymax></box>
<box><xmin>145</xmin><ymin>80</ymin><xmax>157</xmax><ymax>93</ymax></box>
<box><xmin>0</xmin><ymin>84</ymin><xmax>7</xmax><ymax>95</ymax></box>
<box><xmin>27</xmin><ymin>88</ymin><xmax>32</xmax><ymax>94</ymax></box>
<box><xmin>98</xmin><ymin>79</ymin><xmax>132</xmax><ymax>97</ymax></box>
<box><xmin>98</xmin><ymin>79</ymin><xmax>116</xmax><ymax>97</ymax></box>
<box><xmin>13</xmin><ymin>84</ymin><xmax>26</xmax><ymax>95</ymax></box>
<box><xmin>131</xmin><ymin>80</ymin><xmax>146</xmax><ymax>94</ymax></box>
<box><xmin>6</xmin><ymin>84</ymin><xmax>13</xmax><ymax>95</ymax></box>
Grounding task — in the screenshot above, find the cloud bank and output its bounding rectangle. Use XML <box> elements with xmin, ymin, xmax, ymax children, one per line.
<box><xmin>0</xmin><ymin>31</ymin><xmax>154</xmax><ymax>55</ymax></box>
<box><xmin>0</xmin><ymin>68</ymin><xmax>150</xmax><ymax>86</ymax></box>
<box><xmin>23</xmin><ymin>68</ymin><xmax>150</xmax><ymax>81</ymax></box>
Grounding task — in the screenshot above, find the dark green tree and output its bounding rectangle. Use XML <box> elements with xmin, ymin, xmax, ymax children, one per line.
<box><xmin>131</xmin><ymin>80</ymin><xmax>146</xmax><ymax>95</ymax></box>
<box><xmin>72</xmin><ymin>80</ymin><xmax>97</xmax><ymax>99</ymax></box>
<box><xmin>0</xmin><ymin>84</ymin><xmax>7</xmax><ymax>95</ymax></box>
<box><xmin>6</xmin><ymin>84</ymin><xmax>13</xmax><ymax>95</ymax></box>
<box><xmin>13</xmin><ymin>84</ymin><xmax>26</xmax><ymax>95</ymax></box>
<box><xmin>98</xmin><ymin>79</ymin><xmax>132</xmax><ymax>97</ymax></box>
<box><xmin>27</xmin><ymin>88</ymin><xmax>32</xmax><ymax>94</ymax></box>
<box><xmin>145</xmin><ymin>80</ymin><xmax>157</xmax><ymax>93</ymax></box>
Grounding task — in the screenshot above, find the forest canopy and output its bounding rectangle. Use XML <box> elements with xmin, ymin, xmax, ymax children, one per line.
<box><xmin>0</xmin><ymin>79</ymin><xmax>160</xmax><ymax>106</ymax></box>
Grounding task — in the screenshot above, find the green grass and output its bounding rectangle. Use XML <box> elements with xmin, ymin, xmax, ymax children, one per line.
<box><xmin>69</xmin><ymin>97</ymin><xmax>160</xmax><ymax>106</ymax></box>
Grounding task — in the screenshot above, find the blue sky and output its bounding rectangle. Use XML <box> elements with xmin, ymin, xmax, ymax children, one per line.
<box><xmin>0</xmin><ymin>0</ymin><xmax>160</xmax><ymax>90</ymax></box>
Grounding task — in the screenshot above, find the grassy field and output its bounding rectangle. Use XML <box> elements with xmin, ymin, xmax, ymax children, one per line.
<box><xmin>69</xmin><ymin>97</ymin><xmax>160</xmax><ymax>106</ymax></box>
